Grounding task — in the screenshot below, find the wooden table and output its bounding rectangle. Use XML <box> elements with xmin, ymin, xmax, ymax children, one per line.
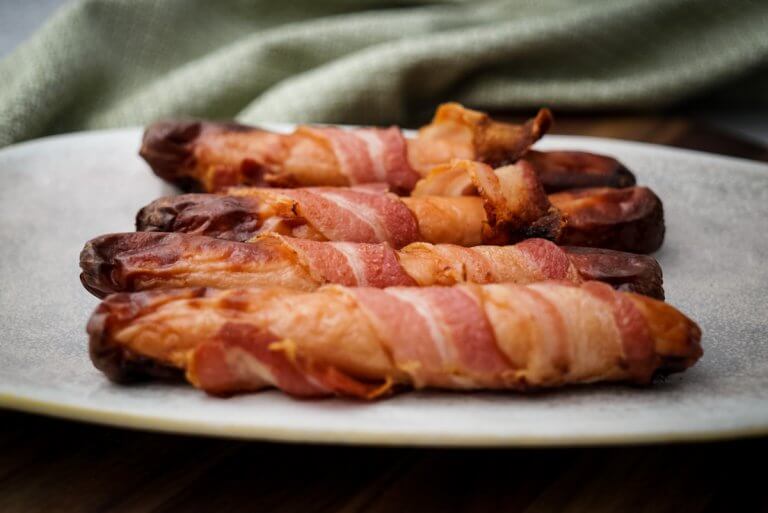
<box><xmin>2</xmin><ymin>116</ymin><xmax>767</xmax><ymax>513</ymax></box>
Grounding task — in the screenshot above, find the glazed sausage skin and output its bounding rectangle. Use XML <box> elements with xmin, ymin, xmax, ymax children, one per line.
<box><xmin>550</xmin><ymin>186</ymin><xmax>665</xmax><ymax>254</ymax></box>
<box><xmin>523</xmin><ymin>150</ymin><xmax>636</xmax><ymax>193</ymax></box>
<box><xmin>562</xmin><ymin>246</ymin><xmax>663</xmax><ymax>299</ymax></box>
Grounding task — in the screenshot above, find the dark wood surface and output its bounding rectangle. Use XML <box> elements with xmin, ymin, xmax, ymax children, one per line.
<box><xmin>2</xmin><ymin>117</ymin><xmax>767</xmax><ymax>513</ymax></box>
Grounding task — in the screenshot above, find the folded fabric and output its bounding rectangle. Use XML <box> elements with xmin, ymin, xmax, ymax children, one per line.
<box><xmin>1</xmin><ymin>0</ymin><xmax>767</xmax><ymax>146</ymax></box>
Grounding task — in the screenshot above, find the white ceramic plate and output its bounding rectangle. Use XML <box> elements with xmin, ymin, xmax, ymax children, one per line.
<box><xmin>1</xmin><ymin>127</ymin><xmax>767</xmax><ymax>446</ymax></box>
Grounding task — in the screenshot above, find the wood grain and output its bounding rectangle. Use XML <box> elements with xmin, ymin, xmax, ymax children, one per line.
<box><xmin>1</xmin><ymin>117</ymin><xmax>767</xmax><ymax>513</ymax></box>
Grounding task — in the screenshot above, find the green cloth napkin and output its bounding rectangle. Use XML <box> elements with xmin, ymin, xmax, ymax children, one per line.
<box><xmin>2</xmin><ymin>0</ymin><xmax>768</xmax><ymax>147</ymax></box>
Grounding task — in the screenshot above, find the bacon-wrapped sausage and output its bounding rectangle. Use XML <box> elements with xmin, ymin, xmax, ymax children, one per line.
<box><xmin>79</xmin><ymin>232</ymin><xmax>664</xmax><ymax>299</ymax></box>
<box><xmin>137</xmin><ymin>161</ymin><xmax>563</xmax><ymax>248</ymax></box>
<box><xmin>411</xmin><ymin>163</ymin><xmax>664</xmax><ymax>253</ymax></box>
<box><xmin>87</xmin><ymin>282</ymin><xmax>701</xmax><ymax>397</ymax></box>
<box><xmin>140</xmin><ymin>103</ymin><xmax>551</xmax><ymax>193</ymax></box>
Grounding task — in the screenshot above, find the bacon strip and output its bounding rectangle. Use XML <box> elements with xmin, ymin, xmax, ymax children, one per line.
<box><xmin>87</xmin><ymin>282</ymin><xmax>702</xmax><ymax>397</ymax></box>
<box><xmin>450</xmin><ymin>160</ymin><xmax>563</xmax><ymax>242</ymax></box>
<box><xmin>285</xmin><ymin>238</ymin><xmax>416</xmax><ymax>288</ymax></box>
<box><xmin>187</xmin><ymin>323</ymin><xmax>330</xmax><ymax>397</ymax></box>
<box><xmin>80</xmin><ymin>231</ymin><xmax>664</xmax><ymax>301</ymax></box>
<box><xmin>360</xmin><ymin>126</ymin><xmax>417</xmax><ymax>191</ymax></box>
<box><xmin>303</xmin><ymin>126</ymin><xmax>421</xmax><ymax>191</ymax></box>
<box><xmin>411</xmin><ymin>160</ymin><xmax>477</xmax><ymax>198</ymax></box>
<box><xmin>139</xmin><ymin>103</ymin><xmax>551</xmax><ymax>193</ymax></box>
<box><xmin>300</xmin><ymin>127</ymin><xmax>377</xmax><ymax>184</ymax></box>
<box><xmin>238</xmin><ymin>186</ymin><xmax>421</xmax><ymax>249</ymax></box>
<box><xmin>396</xmin><ymin>238</ymin><xmax>588</xmax><ymax>288</ymax></box>
<box><xmin>412</xmin><ymin>159</ymin><xmax>563</xmax><ymax>234</ymax></box>
<box><xmin>407</xmin><ymin>103</ymin><xmax>552</xmax><ymax>174</ymax></box>
<box><xmin>394</xmin><ymin>287</ymin><xmax>512</xmax><ymax>386</ymax></box>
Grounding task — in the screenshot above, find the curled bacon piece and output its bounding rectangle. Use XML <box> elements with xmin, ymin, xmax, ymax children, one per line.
<box><xmin>78</xmin><ymin>231</ymin><xmax>664</xmax><ymax>299</ymax></box>
<box><xmin>139</xmin><ymin>103</ymin><xmax>554</xmax><ymax>193</ymax></box>
<box><xmin>137</xmin><ymin>161</ymin><xmax>562</xmax><ymax>247</ymax></box>
<box><xmin>406</xmin><ymin>103</ymin><xmax>552</xmax><ymax>173</ymax></box>
<box><xmin>87</xmin><ymin>282</ymin><xmax>701</xmax><ymax>396</ymax></box>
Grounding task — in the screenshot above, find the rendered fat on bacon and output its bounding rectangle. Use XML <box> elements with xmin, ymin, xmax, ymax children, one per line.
<box><xmin>87</xmin><ymin>282</ymin><xmax>701</xmax><ymax>397</ymax></box>
<box><xmin>136</xmin><ymin>160</ymin><xmax>563</xmax><ymax>248</ymax></box>
<box><xmin>139</xmin><ymin>103</ymin><xmax>554</xmax><ymax>193</ymax></box>
<box><xmin>411</xmin><ymin>163</ymin><xmax>664</xmax><ymax>254</ymax></box>
<box><xmin>80</xmin><ymin>232</ymin><xmax>664</xmax><ymax>299</ymax></box>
